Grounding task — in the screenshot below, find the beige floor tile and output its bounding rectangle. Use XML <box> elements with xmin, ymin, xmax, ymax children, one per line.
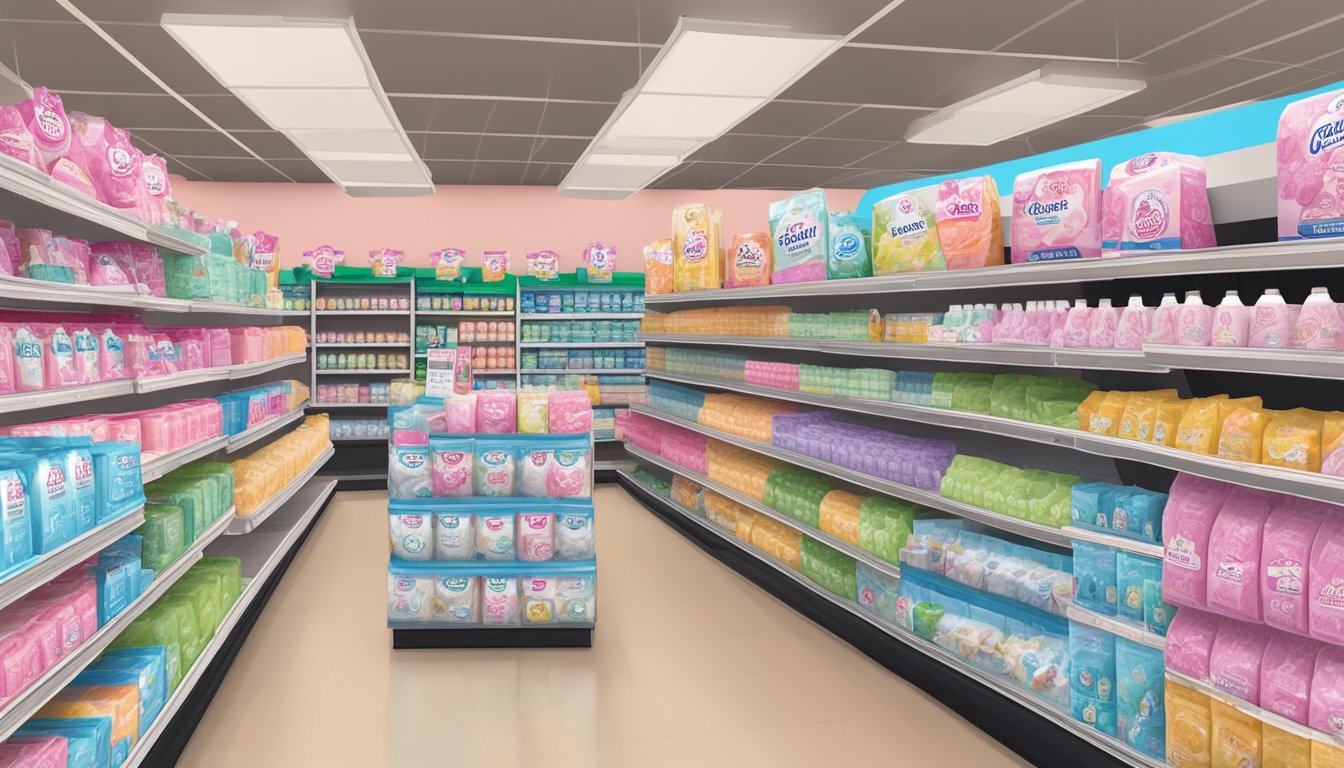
<box><xmin>178</xmin><ymin>486</ymin><xmax>1027</xmax><ymax>768</ymax></box>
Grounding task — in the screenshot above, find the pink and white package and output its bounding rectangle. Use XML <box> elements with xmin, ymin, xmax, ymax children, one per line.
<box><xmin>518</xmin><ymin>512</ymin><xmax>555</xmax><ymax>561</ymax></box>
<box><xmin>0</xmin><ymin>105</ymin><xmax>39</xmax><ymax>169</ymax></box>
<box><xmin>0</xmin><ymin>735</ymin><xmax>67</xmax><ymax>767</ymax></box>
<box><xmin>476</xmin><ymin>391</ymin><xmax>517</xmax><ymax>434</ymax></box>
<box><xmin>1205</xmin><ymin>488</ymin><xmax>1277</xmax><ymax>621</ymax></box>
<box><xmin>547</xmin><ymin>391</ymin><xmax>592</xmax><ymax>435</ymax></box>
<box><xmin>15</xmin><ymin>87</ymin><xmax>70</xmax><ymax>170</ymax></box>
<box><xmin>1010</xmin><ymin>159</ymin><xmax>1101</xmax><ymax>263</ymax></box>
<box><xmin>443</xmin><ymin>394</ymin><xmax>477</xmax><ymax>433</ymax></box>
<box><xmin>1277</xmin><ymin>88</ymin><xmax>1344</xmax><ymax>240</ymax></box>
<box><xmin>1163</xmin><ymin>473</ymin><xmax>1234</xmax><ymax>608</ymax></box>
<box><xmin>1102</xmin><ymin>152</ymin><xmax>1216</xmax><ymax>253</ymax></box>
<box><xmin>1263</xmin><ymin>497</ymin><xmax>1327</xmax><ymax>635</ymax></box>
<box><xmin>1260</xmin><ymin>632</ymin><xmax>1321</xmax><ymax>724</ymax></box>
<box><xmin>1208</xmin><ymin>617</ymin><xmax>1273</xmax><ymax>704</ymax></box>
<box><xmin>1165</xmin><ymin>608</ymin><xmax>1222</xmax><ymax>681</ymax></box>
<box><xmin>547</xmin><ymin>447</ymin><xmax>591</xmax><ymax>497</ymax></box>
<box><xmin>1311</xmin><ymin>644</ymin><xmax>1344</xmax><ymax>736</ymax></box>
<box><xmin>1308</xmin><ymin>512</ymin><xmax>1344</xmax><ymax>645</ymax></box>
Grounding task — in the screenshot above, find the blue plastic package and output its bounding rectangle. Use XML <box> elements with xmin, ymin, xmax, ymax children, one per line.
<box><xmin>86</xmin><ymin>441</ymin><xmax>145</xmax><ymax>523</ymax></box>
<box><xmin>1071</xmin><ymin>540</ymin><xmax>1118</xmax><ymax>615</ymax></box>
<box><xmin>1070</xmin><ymin>482</ymin><xmax>1117</xmax><ymax>531</ymax></box>
<box><xmin>93</xmin><ymin>552</ymin><xmax>141</xmax><ymax>625</ymax></box>
<box><xmin>0</xmin><ymin>452</ymin><xmax>75</xmax><ymax>554</ymax></box>
<box><xmin>0</xmin><ymin>438</ymin><xmax>97</xmax><ymax>535</ymax></box>
<box><xmin>1116</xmin><ymin>637</ymin><xmax>1166</xmax><ymax>758</ymax></box>
<box><xmin>80</xmin><ymin>646</ymin><xmax>168</xmax><ymax>736</ymax></box>
<box><xmin>0</xmin><ymin>465</ymin><xmax>33</xmax><ymax>571</ymax></box>
<box><xmin>1112</xmin><ymin>488</ymin><xmax>1168</xmax><ymax>544</ymax></box>
<box><xmin>1071</xmin><ymin>692</ymin><xmax>1117</xmax><ymax>736</ymax></box>
<box><xmin>388</xmin><ymin>445</ymin><xmax>432</xmax><ymax>499</ymax></box>
<box><xmin>1069</xmin><ymin>623</ymin><xmax>1116</xmax><ymax>703</ymax></box>
<box><xmin>1116</xmin><ymin>552</ymin><xmax>1162</xmax><ymax>625</ymax></box>
<box><xmin>1144</xmin><ymin>579</ymin><xmax>1176</xmax><ymax>637</ymax></box>
<box><xmin>16</xmin><ymin>716</ymin><xmax>112</xmax><ymax>768</ymax></box>
<box><xmin>856</xmin><ymin>562</ymin><xmax>902</xmax><ymax>624</ymax></box>
<box><xmin>553</xmin><ymin>499</ymin><xmax>596</xmax><ymax>560</ymax></box>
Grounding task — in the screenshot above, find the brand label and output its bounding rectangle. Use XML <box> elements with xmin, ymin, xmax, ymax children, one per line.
<box><xmin>401</xmin><ymin>514</ymin><xmax>425</xmax><ymax>529</ymax></box>
<box><xmin>1317</xmin><ymin>579</ymin><xmax>1344</xmax><ymax>610</ymax></box>
<box><xmin>1308</xmin><ymin>94</ymin><xmax>1344</xmax><ymax>155</ymax></box>
<box><xmin>35</xmin><ymin>106</ymin><xmax>64</xmax><ymax>142</ymax></box>
<box><xmin>52</xmin><ymin>329</ymin><xmax>73</xmax><ymax>356</ymax></box>
<box><xmin>834</xmin><ymin>233</ymin><xmax>862</xmax><ymax>261</ymax></box>
<box><xmin>485</xmin><ymin>517</ymin><xmax>506</xmax><ymax>532</ymax></box>
<box><xmin>107</xmin><ymin>146</ymin><xmax>133</xmax><ymax>177</ymax></box>
<box><xmin>940</xmin><ymin>179</ymin><xmax>984</xmax><ymax>221</ymax></box>
<box><xmin>523</xmin><ymin>514</ymin><xmax>549</xmax><ymax>530</ymax></box>
<box><xmin>395</xmin><ymin>577</ymin><xmax>415</xmax><ymax>592</ymax></box>
<box><xmin>1127</xmin><ymin>153</ymin><xmax>1159</xmax><ymax>174</ymax></box>
<box><xmin>440</xmin><ymin>577</ymin><xmax>469</xmax><ymax>592</ymax></box>
<box><xmin>1267</xmin><ymin>559</ymin><xmax>1304</xmax><ymax>595</ymax></box>
<box><xmin>1130</xmin><ymin>190</ymin><xmax>1170</xmax><ymax>241</ymax></box>
<box><xmin>483</xmin><ymin>451</ymin><xmax>507</xmax><ymax>466</ymax></box>
<box><xmin>1214</xmin><ymin>560</ymin><xmax>1244</xmax><ymax>585</ymax></box>
<box><xmin>1025</xmin><ymin>199</ymin><xmax>1069</xmax><ymax>217</ymax></box>
<box><xmin>399</xmin><ymin>451</ymin><xmax>426</xmax><ymax>469</ymax></box>
<box><xmin>734</xmin><ymin>240</ymin><xmax>766</xmax><ymax>270</ymax></box>
<box><xmin>1165</xmin><ymin>534</ymin><xmax>1201</xmax><ymax>570</ymax></box>
<box><xmin>775</xmin><ymin>213</ymin><xmax>821</xmax><ymax>256</ymax></box>
<box><xmin>682</xmin><ymin>229</ymin><xmax>708</xmax><ymax>262</ymax></box>
<box><xmin>556</xmin><ymin>450</ymin><xmax>580</xmax><ymax>468</ymax></box>
<box><xmin>529</xmin><ymin>451</ymin><xmax>548</xmax><ymax>467</ymax></box>
<box><xmin>73</xmin><ymin>456</ymin><xmax>92</xmax><ymax>488</ymax></box>
<box><xmin>560</xmin><ymin>514</ymin><xmax>587</xmax><ymax>530</ymax></box>
<box><xmin>143</xmin><ymin>163</ymin><xmax>166</xmax><ymax>195</ymax></box>
<box><xmin>587</xmin><ymin>244</ymin><xmax>615</xmax><ymax>271</ymax></box>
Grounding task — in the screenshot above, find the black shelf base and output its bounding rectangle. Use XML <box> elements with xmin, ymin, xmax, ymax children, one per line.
<box><xmin>618</xmin><ymin>474</ymin><xmax>1130</xmax><ymax>768</ymax></box>
<box><xmin>393</xmin><ymin>627</ymin><xmax>593</xmax><ymax>649</ymax></box>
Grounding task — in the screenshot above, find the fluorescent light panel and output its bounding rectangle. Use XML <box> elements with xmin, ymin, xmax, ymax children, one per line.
<box><xmin>559</xmin><ymin>18</ymin><xmax>842</xmax><ymax>198</ymax></box>
<box><xmin>905</xmin><ymin>62</ymin><xmax>1146</xmax><ymax>146</ymax></box>
<box><xmin>161</xmin><ymin>14</ymin><xmax>432</xmax><ymax>195</ymax></box>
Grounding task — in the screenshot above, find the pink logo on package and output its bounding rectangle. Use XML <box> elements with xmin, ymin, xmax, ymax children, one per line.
<box><xmin>1319</xmin><ymin>580</ymin><xmax>1344</xmax><ymax>609</ymax></box>
<box><xmin>35</xmin><ymin>106</ymin><xmax>64</xmax><ymax>141</ymax></box>
<box><xmin>683</xmin><ymin>229</ymin><xmax>708</xmax><ymax>261</ymax></box>
<box><xmin>1131</xmin><ymin>191</ymin><xmax>1169</xmax><ymax>240</ymax></box>
<box><xmin>1128</xmin><ymin>153</ymin><xmax>1159</xmax><ymax>174</ymax></box>
<box><xmin>106</xmin><ymin>146</ymin><xmax>133</xmax><ymax>177</ymax></box>
<box><xmin>946</xmin><ymin>199</ymin><xmax>981</xmax><ymax>218</ymax></box>
<box><xmin>402</xmin><ymin>515</ymin><xmax>425</xmax><ymax>529</ymax></box>
<box><xmin>898</xmin><ymin>197</ymin><xmax>915</xmax><ymax>215</ymax></box>
<box><xmin>5</xmin><ymin>482</ymin><xmax>22</xmax><ymax>506</ymax></box>
<box><xmin>735</xmin><ymin>240</ymin><xmax>765</xmax><ymax>269</ymax></box>
<box><xmin>47</xmin><ymin>466</ymin><xmax>66</xmax><ymax>498</ymax></box>
<box><xmin>143</xmin><ymin>162</ymin><xmax>166</xmax><ymax>195</ymax></box>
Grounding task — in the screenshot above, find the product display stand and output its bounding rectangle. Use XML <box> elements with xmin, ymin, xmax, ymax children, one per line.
<box><xmin>412</xmin><ymin>273</ymin><xmax>520</xmax><ymax>386</ymax></box>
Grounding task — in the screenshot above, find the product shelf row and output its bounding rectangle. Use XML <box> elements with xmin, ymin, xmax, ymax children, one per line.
<box><xmin>225</xmin><ymin>445</ymin><xmax>335</xmax><ymax>535</ymax></box>
<box><xmin>640</xmin><ymin>371</ymin><xmax>1344</xmax><ymax>505</ymax></box>
<box><xmin>639</xmin><ymin>334</ymin><xmax>1344</xmax><ymax>381</ymax></box>
<box><xmin>0</xmin><ymin>510</ymin><xmax>146</xmax><ymax>614</ymax></box>
<box><xmin>619</xmin><ymin>469</ymin><xmax>1163</xmax><ymax>768</ymax></box>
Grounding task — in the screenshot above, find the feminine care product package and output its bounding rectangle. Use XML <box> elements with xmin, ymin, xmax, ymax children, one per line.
<box><xmin>1277</xmin><ymin>88</ymin><xmax>1344</xmax><ymax>240</ymax></box>
<box><xmin>1010</xmin><ymin>160</ymin><xmax>1102</xmax><ymax>263</ymax></box>
<box><xmin>1102</xmin><ymin>153</ymin><xmax>1216</xmax><ymax>252</ymax></box>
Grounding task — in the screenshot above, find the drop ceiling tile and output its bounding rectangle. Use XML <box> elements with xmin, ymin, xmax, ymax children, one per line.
<box><xmin>478</xmin><ymin>135</ymin><xmax>540</xmax><ymax>161</ymax></box>
<box><xmin>998</xmin><ymin>0</ymin><xmax>1254</xmax><ymax>60</ymax></box>
<box><xmin>0</xmin><ymin>20</ymin><xmax>160</xmax><ymax>93</ymax></box>
<box><xmin>825</xmin><ymin>169</ymin><xmax>923</xmax><ymax>189</ymax></box>
<box><xmin>59</xmin><ymin>93</ymin><xmax>211</xmax><ymax>131</ymax></box>
<box><xmin>420</xmin><ymin>133</ymin><xmax>488</xmax><ymax>160</ymax></box>
<box><xmin>1142</xmin><ymin>2</ymin><xmax>1344</xmax><ymax>71</ymax></box>
<box><xmin>732</xmin><ymin>102</ymin><xmax>856</xmax><ymax>137</ymax></box>
<box><xmin>235</xmin><ymin>131</ymin><xmax>305</xmax><ymax>159</ymax></box>
<box><xmin>688</xmin><ymin>134</ymin><xmax>797</xmax><ymax>163</ymax></box>
<box><xmin>533</xmin><ymin>163</ymin><xmax>568</xmax><ymax>186</ymax></box>
<box><xmin>855</xmin><ymin>0</ymin><xmax>1076</xmax><ymax>50</ymax></box>
<box><xmin>170</xmin><ymin>156</ymin><xmax>288</xmax><ymax>182</ymax></box>
<box><xmin>427</xmin><ymin>160</ymin><xmax>475</xmax><ymax>185</ymax></box>
<box><xmin>858</xmin><ymin>141</ymin><xmax>1031</xmax><ymax>173</ymax></box>
<box><xmin>537</xmin><ymin>102</ymin><xmax>613</xmax><ymax>137</ymax></box>
<box><xmin>650</xmin><ymin>161</ymin><xmax>753</xmax><ymax>190</ymax></box>
<box><xmin>763</xmin><ymin>137</ymin><xmax>890</xmax><ymax>167</ymax></box>
<box><xmin>1107</xmin><ymin>58</ymin><xmax>1280</xmax><ymax>119</ymax></box>
<box><xmin>779</xmin><ymin>48</ymin><xmax>1040</xmax><ymax>108</ymax></box>
<box><xmin>527</xmin><ymin>138</ymin><xmax>588</xmax><ymax>163</ymax></box>
<box><xmin>813</xmin><ymin>107</ymin><xmax>931</xmax><ymax>141</ymax></box>
<box><xmin>390</xmin><ymin>98</ymin><xmax>498</xmax><ymax>133</ymax></box>
<box><xmin>164</xmin><ymin>156</ymin><xmax>211</xmax><ymax>182</ymax></box>
<box><xmin>724</xmin><ymin>164</ymin><xmax>851</xmax><ymax>189</ymax></box>
<box><xmin>0</xmin><ymin>0</ymin><xmax>71</xmax><ymax>20</ymax></box>
<box><xmin>189</xmin><ymin>94</ymin><xmax>273</xmax><ymax>131</ymax></box>
<box><xmin>1021</xmin><ymin>115</ymin><xmax>1144</xmax><ymax>154</ymax></box>
<box><xmin>361</xmin><ymin>32</ymin><xmax>639</xmax><ymax>101</ymax></box>
<box><xmin>483</xmin><ymin>101</ymin><xmax>547</xmax><ymax>134</ymax></box>
<box><xmin>98</xmin><ymin>24</ymin><xmax>229</xmax><ymax>95</ymax></box>
<box><xmin>264</xmin><ymin>158</ymin><xmax>331</xmax><ymax>183</ymax></box>
<box><xmin>354</xmin><ymin>0</ymin><xmax>640</xmax><ymax>41</ymax></box>
<box><xmin>466</xmin><ymin>161</ymin><xmax>530</xmax><ymax>185</ymax></box>
<box><xmin>1158</xmin><ymin>67</ymin><xmax>1344</xmax><ymax>121</ymax></box>
<box><xmin>638</xmin><ymin>0</ymin><xmax>891</xmax><ymax>39</ymax></box>
<box><xmin>126</xmin><ymin>129</ymin><xmax>250</xmax><ymax>158</ymax></box>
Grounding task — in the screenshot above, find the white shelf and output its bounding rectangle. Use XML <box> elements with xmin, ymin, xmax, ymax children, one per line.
<box><xmin>0</xmin><ymin>509</ymin><xmax>145</xmax><ymax>614</ymax></box>
<box><xmin>0</xmin><ymin>154</ymin><xmax>205</xmax><ymax>256</ymax></box>
<box><xmin>188</xmin><ymin>301</ymin><xmax>309</xmax><ymax>318</ymax></box>
<box><xmin>226</xmin><ymin>405</ymin><xmax>309</xmax><ymax>454</ymax></box>
<box><xmin>1060</xmin><ymin>526</ymin><xmax>1164</xmax><ymax>559</ymax></box>
<box><xmin>1164</xmin><ymin>670</ymin><xmax>1344</xmax><ymax>749</ymax></box>
<box><xmin>473</xmin><ymin>369</ymin><xmax>518</xmax><ymax>376</ymax></box>
<box><xmin>315</xmin><ymin>310</ymin><xmax>409</xmax><ymax>316</ymax></box>
<box><xmin>0</xmin><ymin>505</ymin><xmax>234</xmax><ymax>741</ymax></box>
<box><xmin>519</xmin><ymin>341</ymin><xmax>643</xmax><ymax>349</ymax></box>
<box><xmin>123</xmin><ymin>477</ymin><xmax>337</xmax><ymax>768</ymax></box>
<box><xmin>142</xmin><ymin>436</ymin><xmax>229</xmax><ymax>483</ymax></box>
<box><xmin>626</xmin><ymin>445</ymin><xmax>902</xmax><ymax>580</ymax></box>
<box><xmin>313</xmin><ymin>342</ymin><xmax>409</xmax><ymax>348</ymax></box>
<box><xmin>627</xmin><ymin>405</ymin><xmax>1072</xmax><ymax>547</ymax></box>
<box><xmin>1062</xmin><ymin>601</ymin><xmax>1165</xmax><ymax>649</ymax></box>
<box><xmin>642</xmin><ymin>371</ymin><xmax>1344</xmax><ymax>507</ymax></box>
<box><xmin>0</xmin><ymin>274</ymin><xmax>182</xmax><ymax>313</ymax></box>
<box><xmin>620</xmin><ymin>470</ymin><xmax>1162</xmax><ymax>768</ymax></box>
<box><xmin>521</xmin><ymin>313</ymin><xmax>644</xmax><ymax>320</ymax></box>
<box><xmin>331</xmin><ymin>435</ymin><xmax>388</xmax><ymax>443</ymax></box>
<box><xmin>644</xmin><ymin>239</ymin><xmax>1344</xmax><ymax>303</ymax></box>
<box><xmin>134</xmin><ymin>353</ymin><xmax>309</xmax><ymax>394</ymax></box>
<box><xmin>315</xmin><ymin>369</ymin><xmax>412</xmax><ymax>375</ymax></box>
<box><xmin>523</xmin><ymin>368</ymin><xmax>644</xmax><ymax>375</ymax></box>
<box><xmin>416</xmin><ymin>310</ymin><xmax>515</xmax><ymax>318</ymax></box>
<box><xmin>309</xmin><ymin>402</ymin><xmax>390</xmax><ymax>409</ymax></box>
<box><xmin>0</xmin><ymin>380</ymin><xmax>136</xmax><ymax>415</ymax></box>
<box><xmin>225</xmin><ymin>445</ymin><xmax>334</xmax><ymax>534</ymax></box>
<box><xmin>1144</xmin><ymin>343</ymin><xmax>1344</xmax><ymax>380</ymax></box>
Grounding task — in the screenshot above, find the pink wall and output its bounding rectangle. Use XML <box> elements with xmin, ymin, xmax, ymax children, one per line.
<box><xmin>170</xmin><ymin>180</ymin><xmax>865</xmax><ymax>272</ymax></box>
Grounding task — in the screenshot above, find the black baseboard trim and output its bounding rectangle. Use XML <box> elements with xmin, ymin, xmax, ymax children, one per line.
<box><xmin>392</xmin><ymin>627</ymin><xmax>593</xmax><ymax>649</ymax></box>
<box><xmin>618</xmin><ymin>474</ymin><xmax>1129</xmax><ymax>768</ymax></box>
<box><xmin>137</xmin><ymin>491</ymin><xmax>337</xmax><ymax>768</ymax></box>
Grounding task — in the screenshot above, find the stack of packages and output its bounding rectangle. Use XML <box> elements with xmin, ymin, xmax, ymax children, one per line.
<box><xmin>229</xmin><ymin>415</ymin><xmax>331</xmax><ymax>517</ymax></box>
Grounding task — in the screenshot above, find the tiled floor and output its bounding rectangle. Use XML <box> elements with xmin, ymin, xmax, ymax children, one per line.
<box><xmin>180</xmin><ymin>486</ymin><xmax>1028</xmax><ymax>767</ymax></box>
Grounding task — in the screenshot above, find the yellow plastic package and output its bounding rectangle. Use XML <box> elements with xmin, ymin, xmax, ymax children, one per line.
<box><xmin>1090</xmin><ymin>391</ymin><xmax>1133</xmax><ymax>436</ymax></box>
<box><xmin>1078</xmin><ymin>390</ymin><xmax>1106</xmax><ymax>432</ymax></box>
<box><xmin>871</xmin><ymin>190</ymin><xmax>946</xmax><ymax>274</ymax></box>
<box><xmin>704</xmin><ymin>491</ymin><xmax>759</xmax><ymax>542</ymax></box>
<box><xmin>1217</xmin><ymin>404</ymin><xmax>1270</xmax><ymax>463</ymax></box>
<box><xmin>482</xmin><ymin>249</ymin><xmax>509</xmax><ymax>282</ymax></box>
<box><xmin>1175</xmin><ymin>395</ymin><xmax>1230</xmax><ymax>455</ymax></box>
<box><xmin>1152</xmin><ymin>400</ymin><xmax>1192</xmax><ymax>447</ymax></box>
<box><xmin>1165</xmin><ymin>682</ymin><xmax>1211</xmax><ymax>768</ymax></box>
<box><xmin>1210</xmin><ymin>700</ymin><xmax>1260</xmax><ymax>768</ymax></box>
<box><xmin>819</xmin><ymin>490</ymin><xmax>863</xmax><ymax>545</ymax></box>
<box><xmin>1325</xmin><ymin>412</ymin><xmax>1344</xmax><ymax>478</ymax></box>
<box><xmin>643</xmin><ymin>239</ymin><xmax>674</xmax><ymax>295</ymax></box>
<box><xmin>672</xmin><ymin>203</ymin><xmax>723</xmax><ymax>292</ymax></box>
<box><xmin>671</xmin><ymin>476</ymin><xmax>704</xmax><ymax>512</ymax></box>
<box><xmin>517</xmin><ymin>391</ymin><xmax>549</xmax><ymax>434</ymax></box>
<box><xmin>750</xmin><ymin>517</ymin><xmax>802</xmax><ymax>569</ymax></box>
<box><xmin>1262</xmin><ymin>725</ymin><xmax>1311</xmax><ymax>768</ymax></box>
<box><xmin>1261</xmin><ymin>409</ymin><xmax>1324</xmax><ymax>472</ymax></box>
<box><xmin>1118</xmin><ymin>394</ymin><xmax>1177</xmax><ymax>442</ymax></box>
<box><xmin>1314</xmin><ymin>741</ymin><xmax>1344</xmax><ymax>768</ymax></box>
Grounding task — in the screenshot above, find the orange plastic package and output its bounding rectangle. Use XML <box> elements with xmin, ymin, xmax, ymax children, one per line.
<box><xmin>671</xmin><ymin>475</ymin><xmax>704</xmax><ymax>512</ymax></box>
<box><xmin>1314</xmin><ymin>740</ymin><xmax>1344</xmax><ymax>768</ymax></box>
<box><xmin>750</xmin><ymin>517</ymin><xmax>802</xmax><ymax>569</ymax></box>
<box><xmin>1217</xmin><ymin>405</ymin><xmax>1270</xmax><ymax>463</ymax></box>
<box><xmin>1152</xmin><ymin>400</ymin><xmax>1192</xmax><ymax>447</ymax></box>
<box><xmin>1262</xmin><ymin>724</ymin><xmax>1311</xmax><ymax>768</ymax></box>
<box><xmin>1118</xmin><ymin>394</ymin><xmax>1173</xmax><ymax>441</ymax></box>
<box><xmin>726</xmin><ymin>233</ymin><xmax>773</xmax><ymax>288</ymax></box>
<box><xmin>1078</xmin><ymin>390</ymin><xmax>1106</xmax><ymax>432</ymax></box>
<box><xmin>643</xmin><ymin>238</ymin><xmax>674</xmax><ymax>295</ymax></box>
<box><xmin>933</xmin><ymin>176</ymin><xmax>1004</xmax><ymax>270</ymax></box>
<box><xmin>1261</xmin><ymin>409</ymin><xmax>1324</xmax><ymax>472</ymax></box>
<box><xmin>39</xmin><ymin>683</ymin><xmax>140</xmax><ymax>753</ymax></box>
<box><xmin>819</xmin><ymin>490</ymin><xmax>863</xmax><ymax>545</ymax></box>
<box><xmin>704</xmin><ymin>491</ymin><xmax>759</xmax><ymax>542</ymax></box>
<box><xmin>1322</xmin><ymin>412</ymin><xmax>1344</xmax><ymax>477</ymax></box>
<box><xmin>1165</xmin><ymin>682</ymin><xmax>1211</xmax><ymax>768</ymax></box>
<box><xmin>1175</xmin><ymin>395</ymin><xmax>1230</xmax><ymax>455</ymax></box>
<box><xmin>1089</xmin><ymin>391</ymin><xmax>1133</xmax><ymax>436</ymax></box>
<box><xmin>1210</xmin><ymin>700</ymin><xmax>1260</xmax><ymax>768</ymax></box>
<box><xmin>673</xmin><ymin>203</ymin><xmax>723</xmax><ymax>292</ymax></box>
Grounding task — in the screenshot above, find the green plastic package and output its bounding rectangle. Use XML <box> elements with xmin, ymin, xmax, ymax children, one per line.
<box><xmin>800</xmin><ymin>536</ymin><xmax>857</xmax><ymax>600</ymax></box>
<box><xmin>857</xmin><ymin>496</ymin><xmax>925</xmax><ymax>564</ymax></box>
<box><xmin>827</xmin><ymin>211</ymin><xmax>873</xmax><ymax>280</ymax></box>
<box><xmin>763</xmin><ymin>465</ymin><xmax>832</xmax><ymax>528</ymax></box>
<box><xmin>111</xmin><ymin>605</ymin><xmax>183</xmax><ymax>691</ymax></box>
<box><xmin>136</xmin><ymin>504</ymin><xmax>186</xmax><ymax>575</ymax></box>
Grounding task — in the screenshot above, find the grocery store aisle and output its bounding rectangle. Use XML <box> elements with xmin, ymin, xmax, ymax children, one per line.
<box><xmin>180</xmin><ymin>486</ymin><xmax>1027</xmax><ymax>768</ymax></box>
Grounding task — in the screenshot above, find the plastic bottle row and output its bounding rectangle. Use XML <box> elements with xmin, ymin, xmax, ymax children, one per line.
<box><xmin>519</xmin><ymin>291</ymin><xmax>642</xmax><ymax>315</ymax></box>
<box><xmin>314</xmin><ymin>295</ymin><xmax>410</xmax><ymax>312</ymax></box>
<box><xmin>389</xmin><ymin>499</ymin><xmax>595</xmax><ymax>562</ymax></box>
<box><xmin>387</xmin><ymin>560</ymin><xmax>595</xmax><ymax>626</ymax></box>
<box><xmin>414</xmin><ymin>294</ymin><xmax>514</xmax><ymax>312</ymax></box>
<box><xmin>314</xmin><ymin>331</ymin><xmax>410</xmax><ymax>345</ymax></box>
<box><xmin>315</xmin><ymin>352</ymin><xmax>410</xmax><ymax>371</ymax></box>
<box><xmin>520</xmin><ymin>320</ymin><xmax>640</xmax><ymax>343</ymax></box>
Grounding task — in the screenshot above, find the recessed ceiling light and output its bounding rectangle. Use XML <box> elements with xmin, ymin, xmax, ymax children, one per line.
<box><xmin>905</xmin><ymin>62</ymin><xmax>1147</xmax><ymax>146</ymax></box>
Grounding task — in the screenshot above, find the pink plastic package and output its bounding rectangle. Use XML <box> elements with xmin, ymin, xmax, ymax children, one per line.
<box><xmin>0</xmin><ymin>325</ymin><xmax>15</xmax><ymax>394</ymax></box>
<box><xmin>1102</xmin><ymin>152</ymin><xmax>1216</xmax><ymax>253</ymax></box>
<box><xmin>431</xmin><ymin>447</ymin><xmax>472</xmax><ymax>498</ymax></box>
<box><xmin>129</xmin><ymin>245</ymin><xmax>165</xmax><ymax>296</ymax></box>
<box><xmin>1277</xmin><ymin>88</ymin><xmax>1344</xmax><ymax>240</ymax></box>
<box><xmin>139</xmin><ymin>153</ymin><xmax>170</xmax><ymax>225</ymax></box>
<box><xmin>518</xmin><ymin>512</ymin><xmax>555</xmax><ymax>561</ymax></box>
<box><xmin>0</xmin><ymin>735</ymin><xmax>67</xmax><ymax>767</ymax></box>
<box><xmin>1261</xmin><ymin>632</ymin><xmax>1321</xmax><ymax>724</ymax></box>
<box><xmin>104</xmin><ymin>415</ymin><xmax>141</xmax><ymax>445</ymax></box>
<box><xmin>1010</xmin><ymin>159</ymin><xmax>1102</xmax><ymax>263</ymax></box>
<box><xmin>476</xmin><ymin>391</ymin><xmax>517</xmax><ymax>434</ymax></box>
<box><xmin>443</xmin><ymin>394</ymin><xmax>477</xmax><ymax>433</ymax></box>
<box><xmin>1308</xmin><ymin>511</ymin><xmax>1344</xmax><ymax>645</ymax></box>
<box><xmin>229</xmin><ymin>327</ymin><xmax>265</xmax><ymax>365</ymax></box>
<box><xmin>15</xmin><ymin>87</ymin><xmax>70</xmax><ymax>170</ymax></box>
<box><xmin>42</xmin><ymin>325</ymin><xmax>77</xmax><ymax>389</ymax></box>
<box><xmin>1311</xmin><ymin>644</ymin><xmax>1344</xmax><ymax>736</ymax></box>
<box><xmin>0</xmin><ymin>105</ymin><xmax>40</xmax><ymax>170</ymax></box>
<box><xmin>1163</xmin><ymin>473</ymin><xmax>1234</xmax><ymax>608</ymax></box>
<box><xmin>1208</xmin><ymin>617</ymin><xmax>1273</xmax><ymax>704</ymax></box>
<box><xmin>1263</xmin><ymin>498</ymin><xmax>1328</xmax><ymax>635</ymax></box>
<box><xmin>548</xmin><ymin>391</ymin><xmax>593</xmax><ymax>435</ymax></box>
<box><xmin>1165</xmin><ymin>608</ymin><xmax>1223</xmax><ymax>681</ymax></box>
<box><xmin>1205</xmin><ymin>488</ymin><xmax>1277</xmax><ymax>621</ymax></box>
<box><xmin>0</xmin><ymin>621</ymin><xmax>41</xmax><ymax>705</ymax></box>
<box><xmin>0</xmin><ymin>222</ymin><xmax>20</xmax><ymax>277</ymax></box>
<box><xmin>71</xmin><ymin>113</ymin><xmax>140</xmax><ymax>208</ymax></box>
<box><xmin>547</xmin><ymin>448</ymin><xmax>590</xmax><ymax>497</ymax></box>
<box><xmin>30</xmin><ymin>576</ymin><xmax>97</xmax><ymax>643</ymax></box>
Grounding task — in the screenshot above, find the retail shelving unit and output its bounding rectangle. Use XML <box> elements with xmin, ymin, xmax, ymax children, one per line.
<box><xmin>413</xmin><ymin>273</ymin><xmax>520</xmax><ymax>388</ymax></box>
<box><xmin>308</xmin><ymin>277</ymin><xmax>413</xmax><ymax>424</ymax></box>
